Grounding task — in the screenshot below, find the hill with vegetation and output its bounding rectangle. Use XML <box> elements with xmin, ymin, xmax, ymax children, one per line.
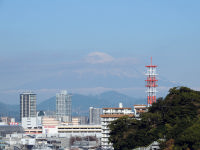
<box><xmin>109</xmin><ymin>87</ymin><xmax>200</xmax><ymax>150</ymax></box>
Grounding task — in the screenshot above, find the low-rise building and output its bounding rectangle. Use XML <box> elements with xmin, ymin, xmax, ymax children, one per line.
<box><xmin>24</xmin><ymin>128</ymin><xmax>42</xmax><ymax>134</ymax></box>
<box><xmin>133</xmin><ymin>105</ymin><xmax>148</xmax><ymax>118</ymax></box>
<box><xmin>0</xmin><ymin>125</ymin><xmax>24</xmax><ymax>137</ymax></box>
<box><xmin>58</xmin><ymin>124</ymin><xmax>101</xmax><ymax>136</ymax></box>
<box><xmin>1</xmin><ymin>117</ymin><xmax>12</xmax><ymax>125</ymax></box>
<box><xmin>71</xmin><ymin>116</ymin><xmax>89</xmax><ymax>125</ymax></box>
<box><xmin>72</xmin><ymin>117</ymin><xmax>80</xmax><ymax>125</ymax></box>
<box><xmin>22</xmin><ymin>111</ymin><xmax>45</xmax><ymax>129</ymax></box>
<box><xmin>42</xmin><ymin>117</ymin><xmax>59</xmax><ymax>134</ymax></box>
<box><xmin>22</xmin><ymin>117</ymin><xmax>37</xmax><ymax>129</ymax></box>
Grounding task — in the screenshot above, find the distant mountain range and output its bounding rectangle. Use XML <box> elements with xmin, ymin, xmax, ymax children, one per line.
<box><xmin>0</xmin><ymin>102</ymin><xmax>19</xmax><ymax>121</ymax></box>
<box><xmin>38</xmin><ymin>91</ymin><xmax>146</xmax><ymax>115</ymax></box>
<box><xmin>0</xmin><ymin>91</ymin><xmax>146</xmax><ymax>121</ymax></box>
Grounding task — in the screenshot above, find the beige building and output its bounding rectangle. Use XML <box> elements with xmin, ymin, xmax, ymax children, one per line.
<box><xmin>71</xmin><ymin>117</ymin><xmax>80</xmax><ymax>125</ymax></box>
<box><xmin>42</xmin><ymin>117</ymin><xmax>59</xmax><ymax>134</ymax></box>
<box><xmin>24</xmin><ymin>128</ymin><xmax>42</xmax><ymax>134</ymax></box>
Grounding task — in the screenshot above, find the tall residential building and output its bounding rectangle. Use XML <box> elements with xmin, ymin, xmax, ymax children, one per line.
<box><xmin>56</xmin><ymin>90</ymin><xmax>72</xmax><ymax>122</ymax></box>
<box><xmin>20</xmin><ymin>92</ymin><xmax>36</xmax><ymax>121</ymax></box>
<box><xmin>89</xmin><ymin>107</ymin><xmax>102</xmax><ymax>125</ymax></box>
<box><xmin>100</xmin><ymin>103</ymin><xmax>134</xmax><ymax>149</ymax></box>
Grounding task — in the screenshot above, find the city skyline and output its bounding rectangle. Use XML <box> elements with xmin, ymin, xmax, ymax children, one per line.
<box><xmin>0</xmin><ymin>1</ymin><xmax>200</xmax><ymax>104</ymax></box>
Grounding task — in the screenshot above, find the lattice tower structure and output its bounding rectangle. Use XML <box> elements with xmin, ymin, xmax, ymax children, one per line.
<box><xmin>145</xmin><ymin>57</ymin><xmax>158</xmax><ymax>107</ymax></box>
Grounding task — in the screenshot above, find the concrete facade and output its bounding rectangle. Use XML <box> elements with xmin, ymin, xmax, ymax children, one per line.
<box><xmin>56</xmin><ymin>90</ymin><xmax>72</xmax><ymax>122</ymax></box>
<box><xmin>89</xmin><ymin>107</ymin><xmax>102</xmax><ymax>125</ymax></box>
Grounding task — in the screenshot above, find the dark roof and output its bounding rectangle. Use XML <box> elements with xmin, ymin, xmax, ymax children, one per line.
<box><xmin>0</xmin><ymin>125</ymin><xmax>24</xmax><ymax>137</ymax></box>
<box><xmin>38</xmin><ymin>111</ymin><xmax>45</xmax><ymax>116</ymax></box>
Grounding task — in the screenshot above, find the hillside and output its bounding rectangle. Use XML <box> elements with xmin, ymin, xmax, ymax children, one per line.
<box><xmin>109</xmin><ymin>87</ymin><xmax>200</xmax><ymax>149</ymax></box>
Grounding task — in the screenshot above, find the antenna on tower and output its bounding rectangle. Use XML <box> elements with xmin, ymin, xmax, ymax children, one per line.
<box><xmin>145</xmin><ymin>57</ymin><xmax>158</xmax><ymax>107</ymax></box>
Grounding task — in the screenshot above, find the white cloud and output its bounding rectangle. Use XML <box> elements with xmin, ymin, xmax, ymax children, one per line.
<box><xmin>86</xmin><ymin>52</ymin><xmax>114</xmax><ymax>64</ymax></box>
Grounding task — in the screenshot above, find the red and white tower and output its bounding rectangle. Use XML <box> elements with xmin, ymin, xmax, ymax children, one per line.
<box><xmin>145</xmin><ymin>57</ymin><xmax>158</xmax><ymax>107</ymax></box>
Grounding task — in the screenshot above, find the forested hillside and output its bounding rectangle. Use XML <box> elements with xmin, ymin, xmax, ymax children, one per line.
<box><xmin>109</xmin><ymin>87</ymin><xmax>200</xmax><ymax>150</ymax></box>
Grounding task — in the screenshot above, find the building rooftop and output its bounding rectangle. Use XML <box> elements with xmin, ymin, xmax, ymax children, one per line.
<box><xmin>134</xmin><ymin>104</ymin><xmax>147</xmax><ymax>106</ymax></box>
<box><xmin>134</xmin><ymin>107</ymin><xmax>148</xmax><ymax>109</ymax></box>
<box><xmin>20</xmin><ymin>92</ymin><xmax>36</xmax><ymax>95</ymax></box>
<box><xmin>103</xmin><ymin>108</ymin><xmax>132</xmax><ymax>110</ymax></box>
<box><xmin>0</xmin><ymin>125</ymin><xmax>24</xmax><ymax>137</ymax></box>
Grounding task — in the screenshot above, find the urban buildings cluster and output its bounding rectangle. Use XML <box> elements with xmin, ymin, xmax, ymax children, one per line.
<box><xmin>0</xmin><ymin>58</ymin><xmax>158</xmax><ymax>150</ymax></box>
<box><xmin>0</xmin><ymin>92</ymin><xmax>148</xmax><ymax>150</ymax></box>
<box><xmin>0</xmin><ymin>90</ymin><xmax>103</xmax><ymax>149</ymax></box>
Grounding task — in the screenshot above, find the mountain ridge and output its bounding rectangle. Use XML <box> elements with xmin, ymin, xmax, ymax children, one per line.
<box><xmin>0</xmin><ymin>91</ymin><xmax>146</xmax><ymax>120</ymax></box>
<box><xmin>37</xmin><ymin>91</ymin><xmax>146</xmax><ymax>115</ymax></box>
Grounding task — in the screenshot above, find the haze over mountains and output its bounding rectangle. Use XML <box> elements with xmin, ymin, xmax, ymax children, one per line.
<box><xmin>0</xmin><ymin>91</ymin><xmax>146</xmax><ymax>121</ymax></box>
<box><xmin>38</xmin><ymin>91</ymin><xmax>146</xmax><ymax>115</ymax></box>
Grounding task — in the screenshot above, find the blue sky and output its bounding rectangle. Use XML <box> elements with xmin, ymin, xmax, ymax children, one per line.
<box><xmin>0</xmin><ymin>0</ymin><xmax>200</xmax><ymax>104</ymax></box>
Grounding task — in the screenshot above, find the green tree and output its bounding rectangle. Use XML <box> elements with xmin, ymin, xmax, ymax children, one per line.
<box><xmin>108</xmin><ymin>116</ymin><xmax>139</xmax><ymax>150</ymax></box>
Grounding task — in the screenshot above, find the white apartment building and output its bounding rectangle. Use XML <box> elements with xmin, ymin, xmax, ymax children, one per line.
<box><xmin>133</xmin><ymin>105</ymin><xmax>148</xmax><ymax>118</ymax></box>
<box><xmin>21</xmin><ymin>117</ymin><xmax>37</xmax><ymax>129</ymax></box>
<box><xmin>100</xmin><ymin>103</ymin><xmax>134</xmax><ymax>149</ymax></box>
